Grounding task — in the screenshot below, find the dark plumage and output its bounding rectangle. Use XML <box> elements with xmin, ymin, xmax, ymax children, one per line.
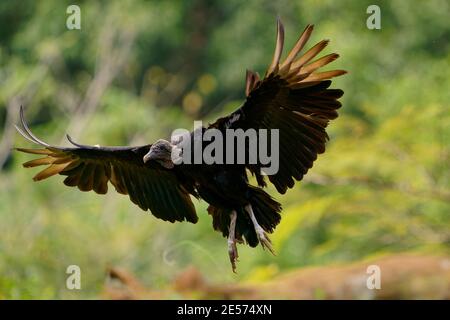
<box><xmin>15</xmin><ymin>20</ymin><xmax>345</xmax><ymax>272</ymax></box>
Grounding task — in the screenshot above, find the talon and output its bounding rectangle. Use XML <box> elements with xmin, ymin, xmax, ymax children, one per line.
<box><xmin>255</xmin><ymin>227</ymin><xmax>275</xmax><ymax>256</ymax></box>
<box><xmin>245</xmin><ymin>204</ymin><xmax>276</xmax><ymax>256</ymax></box>
<box><xmin>227</xmin><ymin>210</ymin><xmax>239</xmax><ymax>273</ymax></box>
<box><xmin>228</xmin><ymin>239</ymin><xmax>238</xmax><ymax>273</ymax></box>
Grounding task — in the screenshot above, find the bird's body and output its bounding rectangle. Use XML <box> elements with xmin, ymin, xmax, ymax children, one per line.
<box><xmin>16</xmin><ymin>20</ymin><xmax>345</xmax><ymax>272</ymax></box>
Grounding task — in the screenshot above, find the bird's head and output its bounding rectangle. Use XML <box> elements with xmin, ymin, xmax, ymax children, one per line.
<box><xmin>143</xmin><ymin>139</ymin><xmax>175</xmax><ymax>169</ymax></box>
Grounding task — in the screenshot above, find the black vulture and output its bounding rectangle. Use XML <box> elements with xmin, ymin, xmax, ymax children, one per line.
<box><xmin>15</xmin><ymin>20</ymin><xmax>345</xmax><ymax>272</ymax></box>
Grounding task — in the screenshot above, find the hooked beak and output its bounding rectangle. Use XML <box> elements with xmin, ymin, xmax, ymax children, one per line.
<box><xmin>143</xmin><ymin>151</ymin><xmax>155</xmax><ymax>163</ymax></box>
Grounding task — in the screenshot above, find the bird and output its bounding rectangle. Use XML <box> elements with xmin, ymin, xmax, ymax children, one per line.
<box><xmin>15</xmin><ymin>19</ymin><xmax>345</xmax><ymax>272</ymax></box>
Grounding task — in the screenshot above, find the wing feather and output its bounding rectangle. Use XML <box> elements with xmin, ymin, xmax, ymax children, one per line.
<box><xmin>266</xmin><ymin>18</ymin><xmax>284</xmax><ymax>75</ymax></box>
<box><xmin>15</xmin><ymin>107</ymin><xmax>197</xmax><ymax>223</ymax></box>
<box><xmin>209</xmin><ymin>20</ymin><xmax>346</xmax><ymax>194</ymax></box>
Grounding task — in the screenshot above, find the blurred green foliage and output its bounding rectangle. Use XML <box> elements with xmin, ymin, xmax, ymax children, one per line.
<box><xmin>0</xmin><ymin>0</ymin><xmax>449</xmax><ymax>299</ymax></box>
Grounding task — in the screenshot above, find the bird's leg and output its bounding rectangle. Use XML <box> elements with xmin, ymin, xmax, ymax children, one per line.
<box><xmin>244</xmin><ymin>204</ymin><xmax>275</xmax><ymax>255</ymax></box>
<box><xmin>228</xmin><ymin>210</ymin><xmax>239</xmax><ymax>273</ymax></box>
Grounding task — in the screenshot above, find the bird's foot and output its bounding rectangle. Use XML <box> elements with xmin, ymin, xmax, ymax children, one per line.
<box><xmin>228</xmin><ymin>210</ymin><xmax>239</xmax><ymax>273</ymax></box>
<box><xmin>228</xmin><ymin>238</ymin><xmax>239</xmax><ymax>273</ymax></box>
<box><xmin>255</xmin><ymin>225</ymin><xmax>275</xmax><ymax>255</ymax></box>
<box><xmin>244</xmin><ymin>204</ymin><xmax>276</xmax><ymax>256</ymax></box>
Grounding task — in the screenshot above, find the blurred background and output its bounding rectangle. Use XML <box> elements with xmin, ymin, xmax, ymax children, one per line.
<box><xmin>0</xmin><ymin>0</ymin><xmax>449</xmax><ymax>299</ymax></box>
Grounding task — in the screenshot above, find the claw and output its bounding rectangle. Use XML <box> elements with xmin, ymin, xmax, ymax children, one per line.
<box><xmin>245</xmin><ymin>204</ymin><xmax>276</xmax><ymax>256</ymax></box>
<box><xmin>255</xmin><ymin>226</ymin><xmax>275</xmax><ymax>256</ymax></box>
<box><xmin>228</xmin><ymin>239</ymin><xmax>239</xmax><ymax>273</ymax></box>
<box><xmin>228</xmin><ymin>210</ymin><xmax>239</xmax><ymax>273</ymax></box>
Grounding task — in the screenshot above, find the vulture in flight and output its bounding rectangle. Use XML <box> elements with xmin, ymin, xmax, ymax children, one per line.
<box><xmin>16</xmin><ymin>20</ymin><xmax>345</xmax><ymax>272</ymax></box>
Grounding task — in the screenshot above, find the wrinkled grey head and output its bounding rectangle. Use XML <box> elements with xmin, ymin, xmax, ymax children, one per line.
<box><xmin>143</xmin><ymin>139</ymin><xmax>174</xmax><ymax>169</ymax></box>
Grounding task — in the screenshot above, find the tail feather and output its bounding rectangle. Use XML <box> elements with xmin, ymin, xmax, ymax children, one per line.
<box><xmin>248</xmin><ymin>186</ymin><xmax>282</xmax><ymax>233</ymax></box>
<box><xmin>208</xmin><ymin>187</ymin><xmax>282</xmax><ymax>248</ymax></box>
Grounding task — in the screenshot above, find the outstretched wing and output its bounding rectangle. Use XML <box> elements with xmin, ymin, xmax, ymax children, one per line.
<box><xmin>15</xmin><ymin>107</ymin><xmax>197</xmax><ymax>223</ymax></box>
<box><xmin>210</xmin><ymin>20</ymin><xmax>346</xmax><ymax>194</ymax></box>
